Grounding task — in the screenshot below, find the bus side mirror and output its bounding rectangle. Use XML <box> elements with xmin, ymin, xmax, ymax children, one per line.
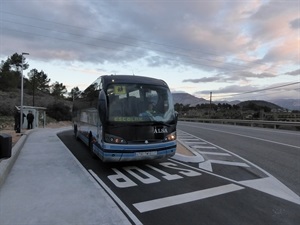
<box><xmin>98</xmin><ymin>90</ymin><xmax>107</xmax><ymax>124</ymax></box>
<box><xmin>175</xmin><ymin>111</ymin><xmax>178</xmax><ymax>124</ymax></box>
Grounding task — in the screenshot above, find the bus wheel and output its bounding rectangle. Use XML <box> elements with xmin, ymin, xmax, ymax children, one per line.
<box><xmin>74</xmin><ymin>125</ymin><xmax>79</xmax><ymax>140</ymax></box>
<box><xmin>88</xmin><ymin>134</ymin><xmax>97</xmax><ymax>159</ymax></box>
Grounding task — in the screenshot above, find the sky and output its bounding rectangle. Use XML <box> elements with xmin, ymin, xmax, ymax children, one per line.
<box><xmin>0</xmin><ymin>0</ymin><xmax>299</xmax><ymax>102</ymax></box>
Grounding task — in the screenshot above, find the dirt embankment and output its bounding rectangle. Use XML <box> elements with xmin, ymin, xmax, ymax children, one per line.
<box><xmin>0</xmin><ymin>121</ymin><xmax>72</xmax><ymax>146</ymax></box>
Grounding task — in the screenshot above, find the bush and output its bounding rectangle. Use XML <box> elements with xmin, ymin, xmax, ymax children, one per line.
<box><xmin>46</xmin><ymin>102</ymin><xmax>72</xmax><ymax>121</ymax></box>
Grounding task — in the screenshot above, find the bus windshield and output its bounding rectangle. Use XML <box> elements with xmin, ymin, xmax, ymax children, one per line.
<box><xmin>107</xmin><ymin>83</ymin><xmax>175</xmax><ymax>123</ymax></box>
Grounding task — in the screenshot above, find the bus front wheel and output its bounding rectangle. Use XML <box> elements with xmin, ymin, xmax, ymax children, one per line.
<box><xmin>74</xmin><ymin>125</ymin><xmax>79</xmax><ymax>140</ymax></box>
<box><xmin>88</xmin><ymin>132</ymin><xmax>97</xmax><ymax>159</ymax></box>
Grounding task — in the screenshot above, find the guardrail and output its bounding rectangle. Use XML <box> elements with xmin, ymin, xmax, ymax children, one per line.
<box><xmin>179</xmin><ymin>118</ymin><xmax>300</xmax><ymax>130</ymax></box>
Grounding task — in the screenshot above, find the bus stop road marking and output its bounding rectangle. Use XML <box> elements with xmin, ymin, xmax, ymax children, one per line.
<box><xmin>239</xmin><ymin>177</ymin><xmax>300</xmax><ymax>205</ymax></box>
<box><xmin>198</xmin><ymin>160</ymin><xmax>250</xmax><ymax>172</ymax></box>
<box><xmin>192</xmin><ymin>146</ymin><xmax>217</xmax><ymax>149</ymax></box>
<box><xmin>133</xmin><ymin>184</ymin><xmax>244</xmax><ymax>213</ymax></box>
<box><xmin>198</xmin><ymin>151</ymin><xmax>231</xmax><ymax>156</ymax></box>
<box><xmin>89</xmin><ymin>170</ymin><xmax>143</xmax><ymax>225</ymax></box>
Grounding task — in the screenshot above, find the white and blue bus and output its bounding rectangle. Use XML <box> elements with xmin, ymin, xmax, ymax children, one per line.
<box><xmin>72</xmin><ymin>75</ymin><xmax>177</xmax><ymax>162</ymax></box>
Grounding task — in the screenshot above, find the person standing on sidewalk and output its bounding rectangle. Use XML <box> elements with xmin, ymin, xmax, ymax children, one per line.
<box><xmin>27</xmin><ymin>110</ymin><xmax>34</xmax><ymax>129</ymax></box>
<box><xmin>14</xmin><ymin>107</ymin><xmax>25</xmax><ymax>133</ymax></box>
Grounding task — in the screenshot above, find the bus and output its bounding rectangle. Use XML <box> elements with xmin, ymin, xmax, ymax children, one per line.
<box><xmin>72</xmin><ymin>75</ymin><xmax>177</xmax><ymax>162</ymax></box>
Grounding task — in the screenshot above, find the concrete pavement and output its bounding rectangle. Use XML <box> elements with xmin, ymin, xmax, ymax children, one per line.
<box><xmin>0</xmin><ymin>127</ymin><xmax>131</xmax><ymax>225</ymax></box>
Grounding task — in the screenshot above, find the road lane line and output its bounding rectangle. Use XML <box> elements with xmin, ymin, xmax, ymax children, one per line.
<box><xmin>193</xmin><ymin>146</ymin><xmax>217</xmax><ymax>149</ymax></box>
<box><xmin>133</xmin><ymin>184</ymin><xmax>244</xmax><ymax>213</ymax></box>
<box><xmin>198</xmin><ymin>160</ymin><xmax>250</xmax><ymax>172</ymax></box>
<box><xmin>89</xmin><ymin>170</ymin><xmax>143</xmax><ymax>225</ymax></box>
<box><xmin>180</xmin><ymin>123</ymin><xmax>300</xmax><ymax>149</ymax></box>
<box><xmin>239</xmin><ymin>177</ymin><xmax>300</xmax><ymax>205</ymax></box>
<box><xmin>198</xmin><ymin>152</ymin><xmax>231</xmax><ymax>156</ymax></box>
<box><xmin>185</xmin><ymin>141</ymin><xmax>207</xmax><ymax>145</ymax></box>
<box><xmin>175</xmin><ymin>131</ymin><xmax>300</xmax><ymax>205</ymax></box>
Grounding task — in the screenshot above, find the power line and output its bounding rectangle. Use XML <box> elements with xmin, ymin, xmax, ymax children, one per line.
<box><xmin>215</xmin><ymin>81</ymin><xmax>300</xmax><ymax>99</ymax></box>
<box><xmin>1</xmin><ymin>24</ymin><xmax>254</xmax><ymax>73</ymax></box>
<box><xmin>0</xmin><ymin>10</ymin><xmax>277</xmax><ymax>73</ymax></box>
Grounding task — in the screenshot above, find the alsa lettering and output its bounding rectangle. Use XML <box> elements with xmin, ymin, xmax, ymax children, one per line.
<box><xmin>154</xmin><ymin>128</ymin><xmax>168</xmax><ymax>133</ymax></box>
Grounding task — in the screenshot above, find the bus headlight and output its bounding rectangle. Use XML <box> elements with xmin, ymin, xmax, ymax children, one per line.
<box><xmin>105</xmin><ymin>134</ymin><xmax>127</xmax><ymax>144</ymax></box>
<box><xmin>165</xmin><ymin>132</ymin><xmax>176</xmax><ymax>141</ymax></box>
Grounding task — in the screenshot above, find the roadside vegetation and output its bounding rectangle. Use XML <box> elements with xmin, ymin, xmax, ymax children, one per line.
<box><xmin>0</xmin><ymin>53</ymin><xmax>78</xmax><ymax>124</ymax></box>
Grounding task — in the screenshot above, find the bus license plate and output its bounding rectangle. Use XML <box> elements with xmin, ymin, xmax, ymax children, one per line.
<box><xmin>136</xmin><ymin>151</ymin><xmax>157</xmax><ymax>156</ymax></box>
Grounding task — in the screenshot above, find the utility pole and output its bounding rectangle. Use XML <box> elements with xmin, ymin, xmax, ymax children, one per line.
<box><xmin>209</xmin><ymin>92</ymin><xmax>212</xmax><ymax>117</ymax></box>
<box><xmin>20</xmin><ymin>52</ymin><xmax>29</xmax><ymax>133</ymax></box>
<box><xmin>32</xmin><ymin>73</ymin><xmax>36</xmax><ymax>106</ymax></box>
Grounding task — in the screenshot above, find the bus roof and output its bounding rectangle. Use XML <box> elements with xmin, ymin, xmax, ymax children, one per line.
<box><xmin>101</xmin><ymin>75</ymin><xmax>169</xmax><ymax>87</ymax></box>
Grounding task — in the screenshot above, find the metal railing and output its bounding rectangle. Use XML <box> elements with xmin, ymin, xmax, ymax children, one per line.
<box><xmin>179</xmin><ymin>118</ymin><xmax>300</xmax><ymax>130</ymax></box>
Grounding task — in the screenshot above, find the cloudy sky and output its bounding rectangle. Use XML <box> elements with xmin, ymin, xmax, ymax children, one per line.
<box><xmin>1</xmin><ymin>0</ymin><xmax>299</xmax><ymax>101</ymax></box>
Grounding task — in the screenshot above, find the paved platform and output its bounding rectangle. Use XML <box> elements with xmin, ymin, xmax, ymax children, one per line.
<box><xmin>0</xmin><ymin>127</ymin><xmax>131</xmax><ymax>225</ymax></box>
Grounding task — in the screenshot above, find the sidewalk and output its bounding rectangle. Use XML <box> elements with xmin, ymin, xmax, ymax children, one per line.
<box><xmin>0</xmin><ymin>128</ymin><xmax>131</xmax><ymax>225</ymax></box>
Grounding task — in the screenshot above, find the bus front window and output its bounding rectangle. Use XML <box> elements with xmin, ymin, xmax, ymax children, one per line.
<box><xmin>107</xmin><ymin>84</ymin><xmax>175</xmax><ymax>123</ymax></box>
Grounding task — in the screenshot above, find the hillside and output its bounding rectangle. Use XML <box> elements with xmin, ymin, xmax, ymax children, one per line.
<box><xmin>0</xmin><ymin>90</ymin><xmax>72</xmax><ymax>116</ymax></box>
<box><xmin>172</xmin><ymin>92</ymin><xmax>298</xmax><ymax>110</ymax></box>
<box><xmin>172</xmin><ymin>93</ymin><xmax>209</xmax><ymax>106</ymax></box>
<box><xmin>272</xmin><ymin>99</ymin><xmax>300</xmax><ymax>111</ymax></box>
<box><xmin>237</xmin><ymin>100</ymin><xmax>282</xmax><ymax>110</ymax></box>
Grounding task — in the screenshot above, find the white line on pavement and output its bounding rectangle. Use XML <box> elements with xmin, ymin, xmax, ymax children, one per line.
<box><xmin>89</xmin><ymin>170</ymin><xmax>143</xmax><ymax>225</ymax></box>
<box><xmin>133</xmin><ymin>184</ymin><xmax>244</xmax><ymax>213</ymax></box>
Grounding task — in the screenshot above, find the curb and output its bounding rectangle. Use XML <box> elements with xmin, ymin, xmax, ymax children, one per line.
<box><xmin>0</xmin><ymin>130</ymin><xmax>33</xmax><ymax>187</ymax></box>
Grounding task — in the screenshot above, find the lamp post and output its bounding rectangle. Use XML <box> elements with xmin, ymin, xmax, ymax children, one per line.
<box><xmin>20</xmin><ymin>52</ymin><xmax>29</xmax><ymax>133</ymax></box>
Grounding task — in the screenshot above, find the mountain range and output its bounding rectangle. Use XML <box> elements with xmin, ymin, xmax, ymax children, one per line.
<box><xmin>172</xmin><ymin>92</ymin><xmax>300</xmax><ymax>111</ymax></box>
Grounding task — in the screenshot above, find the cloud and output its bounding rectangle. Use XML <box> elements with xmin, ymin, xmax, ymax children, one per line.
<box><xmin>195</xmin><ymin>85</ymin><xmax>257</xmax><ymax>95</ymax></box>
<box><xmin>232</xmin><ymin>71</ymin><xmax>275</xmax><ymax>79</ymax></box>
<box><xmin>182</xmin><ymin>76</ymin><xmax>222</xmax><ymax>83</ymax></box>
<box><xmin>0</xmin><ymin>0</ymin><xmax>298</xmax><ymax>90</ymax></box>
<box><xmin>285</xmin><ymin>69</ymin><xmax>300</xmax><ymax>76</ymax></box>
<box><xmin>194</xmin><ymin>82</ymin><xmax>300</xmax><ymax>101</ymax></box>
<box><xmin>290</xmin><ymin>18</ymin><xmax>300</xmax><ymax>29</ymax></box>
<box><xmin>182</xmin><ymin>70</ymin><xmax>275</xmax><ymax>85</ymax></box>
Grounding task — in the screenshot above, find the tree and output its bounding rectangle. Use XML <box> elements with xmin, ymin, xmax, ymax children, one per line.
<box><xmin>47</xmin><ymin>102</ymin><xmax>72</xmax><ymax>121</ymax></box>
<box><xmin>27</xmin><ymin>69</ymin><xmax>51</xmax><ymax>105</ymax></box>
<box><xmin>0</xmin><ymin>53</ymin><xmax>29</xmax><ymax>91</ymax></box>
<box><xmin>0</xmin><ymin>68</ymin><xmax>19</xmax><ymax>91</ymax></box>
<box><xmin>9</xmin><ymin>53</ymin><xmax>29</xmax><ymax>71</ymax></box>
<box><xmin>69</xmin><ymin>86</ymin><xmax>81</xmax><ymax>100</ymax></box>
<box><xmin>27</xmin><ymin>69</ymin><xmax>51</xmax><ymax>93</ymax></box>
<box><xmin>51</xmin><ymin>81</ymin><xmax>67</xmax><ymax>98</ymax></box>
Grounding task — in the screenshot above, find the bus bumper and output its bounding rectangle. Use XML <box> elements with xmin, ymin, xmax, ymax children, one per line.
<box><xmin>94</xmin><ymin>141</ymin><xmax>177</xmax><ymax>162</ymax></box>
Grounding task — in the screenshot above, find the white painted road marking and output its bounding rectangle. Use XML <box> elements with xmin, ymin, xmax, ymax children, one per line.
<box><xmin>176</xmin><ymin>130</ymin><xmax>300</xmax><ymax>205</ymax></box>
<box><xmin>180</xmin><ymin>124</ymin><xmax>300</xmax><ymax>149</ymax></box>
<box><xmin>185</xmin><ymin>141</ymin><xmax>207</xmax><ymax>145</ymax></box>
<box><xmin>89</xmin><ymin>170</ymin><xmax>143</xmax><ymax>225</ymax></box>
<box><xmin>239</xmin><ymin>177</ymin><xmax>300</xmax><ymax>205</ymax></box>
<box><xmin>193</xmin><ymin>145</ymin><xmax>217</xmax><ymax>149</ymax></box>
<box><xmin>133</xmin><ymin>184</ymin><xmax>244</xmax><ymax>213</ymax></box>
<box><xmin>199</xmin><ymin>151</ymin><xmax>231</xmax><ymax>156</ymax></box>
<box><xmin>198</xmin><ymin>160</ymin><xmax>250</xmax><ymax>172</ymax></box>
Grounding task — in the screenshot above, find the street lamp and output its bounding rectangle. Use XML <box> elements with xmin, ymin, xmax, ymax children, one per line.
<box><xmin>20</xmin><ymin>52</ymin><xmax>29</xmax><ymax>133</ymax></box>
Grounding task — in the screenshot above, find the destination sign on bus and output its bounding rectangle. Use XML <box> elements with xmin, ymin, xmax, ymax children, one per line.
<box><xmin>112</xmin><ymin>116</ymin><xmax>145</xmax><ymax>122</ymax></box>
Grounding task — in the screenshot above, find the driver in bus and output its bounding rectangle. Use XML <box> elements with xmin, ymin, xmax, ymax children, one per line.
<box><xmin>139</xmin><ymin>102</ymin><xmax>156</xmax><ymax>118</ymax></box>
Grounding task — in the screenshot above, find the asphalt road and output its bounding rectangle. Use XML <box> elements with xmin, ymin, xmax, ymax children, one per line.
<box><xmin>178</xmin><ymin>121</ymin><xmax>300</xmax><ymax>196</ymax></box>
<box><xmin>58</xmin><ymin>123</ymin><xmax>300</xmax><ymax>225</ymax></box>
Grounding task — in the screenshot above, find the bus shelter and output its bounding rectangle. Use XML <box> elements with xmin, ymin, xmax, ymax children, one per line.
<box><xmin>15</xmin><ymin>106</ymin><xmax>47</xmax><ymax>129</ymax></box>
